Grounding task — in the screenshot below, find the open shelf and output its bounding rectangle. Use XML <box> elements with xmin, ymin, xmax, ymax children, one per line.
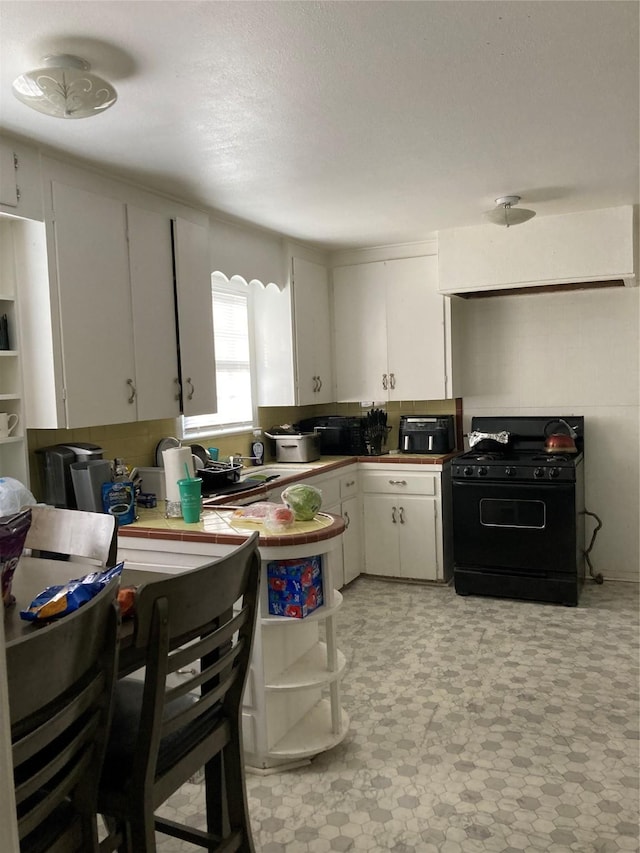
<box><xmin>265</xmin><ymin>642</ymin><xmax>346</xmax><ymax>691</ymax></box>
<box><xmin>261</xmin><ymin>589</ymin><xmax>343</xmax><ymax>625</ymax></box>
<box><xmin>267</xmin><ymin>700</ymin><xmax>349</xmax><ymax>759</ymax></box>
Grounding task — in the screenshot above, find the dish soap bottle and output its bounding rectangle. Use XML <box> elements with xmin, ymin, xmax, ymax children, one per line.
<box><xmin>252</xmin><ymin>429</ymin><xmax>264</xmax><ymax>466</ymax></box>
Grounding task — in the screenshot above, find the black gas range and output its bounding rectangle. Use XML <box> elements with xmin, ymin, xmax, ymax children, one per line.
<box><xmin>451</xmin><ymin>415</ymin><xmax>585</xmax><ymax>606</ymax></box>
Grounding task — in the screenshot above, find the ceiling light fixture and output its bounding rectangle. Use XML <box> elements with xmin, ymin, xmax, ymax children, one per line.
<box><xmin>12</xmin><ymin>54</ymin><xmax>117</xmax><ymax>119</ymax></box>
<box><xmin>483</xmin><ymin>195</ymin><xmax>536</xmax><ymax>227</ymax></box>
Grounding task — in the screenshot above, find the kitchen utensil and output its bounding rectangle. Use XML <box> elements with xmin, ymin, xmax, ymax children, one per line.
<box><xmin>364</xmin><ymin>408</ymin><xmax>390</xmax><ymax>455</ymax></box>
<box><xmin>543</xmin><ymin>419</ymin><xmax>578</xmax><ymax>454</ymax></box>
<box><xmin>190</xmin><ymin>444</ymin><xmax>210</xmax><ymax>468</ymax></box>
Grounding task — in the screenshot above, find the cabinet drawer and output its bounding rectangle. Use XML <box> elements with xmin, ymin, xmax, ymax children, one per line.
<box><xmin>360</xmin><ymin>470</ymin><xmax>437</xmax><ymax>496</ymax></box>
<box><xmin>339</xmin><ymin>472</ymin><xmax>359</xmax><ymax>499</ymax></box>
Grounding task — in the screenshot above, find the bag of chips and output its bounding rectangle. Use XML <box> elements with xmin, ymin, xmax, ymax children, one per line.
<box><xmin>1</xmin><ymin>508</ymin><xmax>32</xmax><ymax>607</ymax></box>
<box><xmin>20</xmin><ymin>562</ymin><xmax>123</xmax><ymax>623</ymax></box>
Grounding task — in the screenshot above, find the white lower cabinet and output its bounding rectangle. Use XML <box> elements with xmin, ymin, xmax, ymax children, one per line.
<box><xmin>277</xmin><ymin>466</ymin><xmax>363</xmax><ymax>590</ymax></box>
<box><xmin>360</xmin><ymin>465</ymin><xmax>445</xmax><ymax>582</ymax></box>
<box><xmin>117</xmin><ymin>525</ymin><xmax>349</xmax><ymax>774</ymax></box>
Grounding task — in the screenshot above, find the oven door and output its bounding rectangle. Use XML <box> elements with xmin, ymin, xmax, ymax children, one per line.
<box><xmin>452</xmin><ymin>480</ymin><xmax>577</xmax><ymax>575</ymax></box>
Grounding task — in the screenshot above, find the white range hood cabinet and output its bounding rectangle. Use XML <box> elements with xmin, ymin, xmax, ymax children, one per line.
<box><xmin>437</xmin><ymin>205</ymin><xmax>636</xmax><ymax>296</ymax></box>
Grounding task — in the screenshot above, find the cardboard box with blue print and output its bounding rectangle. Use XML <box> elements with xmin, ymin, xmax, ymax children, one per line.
<box><xmin>267</xmin><ymin>555</ymin><xmax>323</xmax><ymax>618</ymax></box>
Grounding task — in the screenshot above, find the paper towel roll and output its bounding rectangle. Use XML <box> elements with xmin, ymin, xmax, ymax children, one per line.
<box><xmin>162</xmin><ymin>447</ymin><xmax>195</xmax><ymax>503</ymax></box>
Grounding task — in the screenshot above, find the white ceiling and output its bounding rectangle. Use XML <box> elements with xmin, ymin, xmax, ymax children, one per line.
<box><xmin>0</xmin><ymin>1</ymin><xmax>638</xmax><ymax>251</ymax></box>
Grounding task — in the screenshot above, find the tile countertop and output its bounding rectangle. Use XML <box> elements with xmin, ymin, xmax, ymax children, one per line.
<box><xmin>118</xmin><ymin>506</ymin><xmax>346</xmax><ymax>548</ymax></box>
<box><xmin>118</xmin><ymin>452</ymin><xmax>457</xmax><ymax>547</ymax></box>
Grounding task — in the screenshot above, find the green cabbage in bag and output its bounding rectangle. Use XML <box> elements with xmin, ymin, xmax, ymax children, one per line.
<box><xmin>281</xmin><ymin>484</ymin><xmax>323</xmax><ymax>521</ymax></box>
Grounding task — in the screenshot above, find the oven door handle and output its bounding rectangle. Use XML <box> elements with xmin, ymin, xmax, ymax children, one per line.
<box><xmin>452</xmin><ymin>480</ymin><xmax>574</xmax><ymax>494</ymax></box>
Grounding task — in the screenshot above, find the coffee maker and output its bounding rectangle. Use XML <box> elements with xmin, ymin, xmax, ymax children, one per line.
<box><xmin>36</xmin><ymin>443</ymin><xmax>105</xmax><ymax>508</ymax></box>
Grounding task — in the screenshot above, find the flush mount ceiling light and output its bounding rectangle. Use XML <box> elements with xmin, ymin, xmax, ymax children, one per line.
<box><xmin>483</xmin><ymin>195</ymin><xmax>536</xmax><ymax>228</ymax></box>
<box><xmin>12</xmin><ymin>54</ymin><xmax>117</xmax><ymax>119</ymax></box>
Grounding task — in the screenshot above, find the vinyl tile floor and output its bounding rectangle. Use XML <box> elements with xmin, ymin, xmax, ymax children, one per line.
<box><xmin>155</xmin><ymin>577</ymin><xmax>640</xmax><ymax>853</ymax></box>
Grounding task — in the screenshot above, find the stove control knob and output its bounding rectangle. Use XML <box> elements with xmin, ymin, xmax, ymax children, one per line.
<box><xmin>463</xmin><ymin>466</ymin><xmax>474</xmax><ymax>477</ymax></box>
<box><xmin>505</xmin><ymin>466</ymin><xmax>516</xmax><ymax>476</ymax></box>
<box><xmin>534</xmin><ymin>467</ymin><xmax>545</xmax><ymax>479</ymax></box>
<box><xmin>549</xmin><ymin>467</ymin><xmax>560</xmax><ymax>479</ymax></box>
<box><xmin>478</xmin><ymin>466</ymin><xmax>488</xmax><ymax>476</ymax></box>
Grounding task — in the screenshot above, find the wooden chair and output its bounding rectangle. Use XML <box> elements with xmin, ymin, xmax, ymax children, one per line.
<box><xmin>6</xmin><ymin>577</ymin><xmax>120</xmax><ymax>853</ymax></box>
<box><xmin>98</xmin><ymin>531</ymin><xmax>261</xmax><ymax>853</ymax></box>
<box><xmin>24</xmin><ymin>505</ymin><xmax>118</xmax><ymax>567</ymax></box>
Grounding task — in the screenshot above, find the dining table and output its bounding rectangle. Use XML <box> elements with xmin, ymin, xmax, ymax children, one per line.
<box><xmin>3</xmin><ymin>556</ymin><xmax>166</xmax><ymax>674</ymax></box>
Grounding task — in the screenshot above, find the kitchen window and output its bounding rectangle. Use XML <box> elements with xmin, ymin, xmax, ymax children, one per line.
<box><xmin>182</xmin><ymin>273</ymin><xmax>257</xmax><ymax>437</ymax></box>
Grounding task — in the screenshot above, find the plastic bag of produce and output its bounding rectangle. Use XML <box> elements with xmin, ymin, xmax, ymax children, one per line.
<box><xmin>281</xmin><ymin>483</ymin><xmax>323</xmax><ymax>521</ymax></box>
<box><xmin>263</xmin><ymin>504</ymin><xmax>296</xmax><ymax>533</ymax></box>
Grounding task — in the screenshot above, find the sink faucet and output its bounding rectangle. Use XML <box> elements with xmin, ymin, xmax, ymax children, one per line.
<box><xmin>229</xmin><ymin>454</ymin><xmax>259</xmax><ymax>467</ymax></box>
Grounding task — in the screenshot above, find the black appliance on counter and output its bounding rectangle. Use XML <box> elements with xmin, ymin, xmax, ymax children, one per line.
<box><xmin>450</xmin><ymin>415</ymin><xmax>585</xmax><ymax>606</ymax></box>
<box><xmin>36</xmin><ymin>443</ymin><xmax>105</xmax><ymax>508</ymax></box>
<box><xmin>398</xmin><ymin>415</ymin><xmax>455</xmax><ymax>454</ymax></box>
<box><xmin>295</xmin><ymin>416</ymin><xmax>368</xmax><ymax>456</ymax></box>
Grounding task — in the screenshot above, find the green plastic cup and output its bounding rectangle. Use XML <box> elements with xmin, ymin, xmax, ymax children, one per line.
<box><xmin>177</xmin><ymin>477</ymin><xmax>202</xmax><ymax>523</ymax></box>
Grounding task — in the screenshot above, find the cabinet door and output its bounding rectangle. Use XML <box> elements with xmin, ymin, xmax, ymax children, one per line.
<box><xmin>385</xmin><ymin>255</ymin><xmax>447</xmax><ymax>401</ymax></box>
<box><xmin>397</xmin><ymin>495</ymin><xmax>439</xmax><ymax>581</ymax></box>
<box><xmin>172</xmin><ymin>218</ymin><xmax>217</xmax><ymax>417</ymax></box>
<box><xmin>52</xmin><ymin>182</ymin><xmax>136</xmax><ymax>426</ymax></box>
<box><xmin>333</xmin><ymin>263</ymin><xmax>387</xmax><ymax>402</ymax></box>
<box><xmin>342</xmin><ymin>494</ymin><xmax>362</xmax><ymax>585</ymax></box>
<box><xmin>292</xmin><ymin>257</ymin><xmax>333</xmax><ymax>404</ymax></box>
<box><xmin>362</xmin><ymin>494</ymin><xmax>399</xmax><ymax>576</ymax></box>
<box><xmin>127</xmin><ymin>206</ymin><xmax>181</xmax><ymax>421</ymax></box>
<box><xmin>0</xmin><ymin>142</ymin><xmax>18</xmax><ymax>208</ymax></box>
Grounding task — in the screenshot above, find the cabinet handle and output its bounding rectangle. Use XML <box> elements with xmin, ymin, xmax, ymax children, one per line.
<box><xmin>317</xmin><ymin>375</ymin><xmax>322</xmax><ymax>391</ymax></box>
<box><xmin>174</xmin><ymin>377</ymin><xmax>181</xmax><ymax>401</ymax></box>
<box><xmin>391</xmin><ymin>506</ymin><xmax>397</xmax><ymax>523</ymax></box>
<box><xmin>388</xmin><ymin>479</ymin><xmax>407</xmax><ymax>486</ymax></box>
<box><xmin>126</xmin><ymin>378</ymin><xmax>136</xmax><ymax>404</ymax></box>
<box><xmin>389</xmin><ymin>372</ymin><xmax>396</xmax><ymax>390</ymax></box>
<box><xmin>186</xmin><ymin>377</ymin><xmax>194</xmax><ymax>400</ymax></box>
<box><xmin>345</xmin><ymin>480</ymin><xmax>355</xmax><ymax>488</ymax></box>
<box><xmin>176</xmin><ymin>668</ymin><xmax>197</xmax><ymax>676</ymax></box>
<box><xmin>382</xmin><ymin>373</ymin><xmax>388</xmax><ymax>390</ymax></box>
<box><xmin>344</xmin><ymin>510</ymin><xmax>350</xmax><ymax>529</ymax></box>
<box><xmin>312</xmin><ymin>375</ymin><xmax>318</xmax><ymax>392</ymax></box>
<box><xmin>399</xmin><ymin>506</ymin><xmax>405</xmax><ymax>524</ymax></box>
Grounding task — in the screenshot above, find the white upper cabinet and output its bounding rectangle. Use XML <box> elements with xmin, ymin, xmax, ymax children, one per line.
<box><xmin>0</xmin><ymin>136</ymin><xmax>43</xmax><ymax>222</ymax></box>
<box><xmin>19</xmin><ymin>162</ymin><xmax>213</xmax><ymax>429</ymax></box>
<box><xmin>254</xmin><ymin>253</ymin><xmax>333</xmax><ymax>407</ymax></box>
<box><xmin>50</xmin><ymin>181</ymin><xmax>137</xmax><ymax>426</ymax></box>
<box><xmin>172</xmin><ymin>217</ymin><xmax>217</xmax><ymax>417</ymax></box>
<box><xmin>333</xmin><ymin>254</ymin><xmax>449</xmax><ymax>402</ymax></box>
<box><xmin>291</xmin><ymin>256</ymin><xmax>333</xmax><ymax>404</ymax></box>
<box><xmin>127</xmin><ymin>206</ymin><xmax>181</xmax><ymax>421</ymax></box>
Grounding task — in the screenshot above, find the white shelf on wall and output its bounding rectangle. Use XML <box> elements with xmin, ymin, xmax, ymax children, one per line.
<box><xmin>0</xmin><ymin>220</ymin><xmax>29</xmax><ymax>486</ymax></box>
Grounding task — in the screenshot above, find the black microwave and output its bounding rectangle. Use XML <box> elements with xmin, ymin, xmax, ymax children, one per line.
<box><xmin>295</xmin><ymin>416</ymin><xmax>367</xmax><ymax>456</ymax></box>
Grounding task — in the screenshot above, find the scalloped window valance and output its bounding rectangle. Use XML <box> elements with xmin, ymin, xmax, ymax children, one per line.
<box><xmin>209</xmin><ymin>217</ymin><xmax>286</xmax><ymax>290</ymax></box>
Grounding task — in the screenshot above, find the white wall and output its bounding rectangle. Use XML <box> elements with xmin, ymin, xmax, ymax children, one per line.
<box><xmin>452</xmin><ymin>286</ymin><xmax>640</xmax><ymax>583</ymax></box>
